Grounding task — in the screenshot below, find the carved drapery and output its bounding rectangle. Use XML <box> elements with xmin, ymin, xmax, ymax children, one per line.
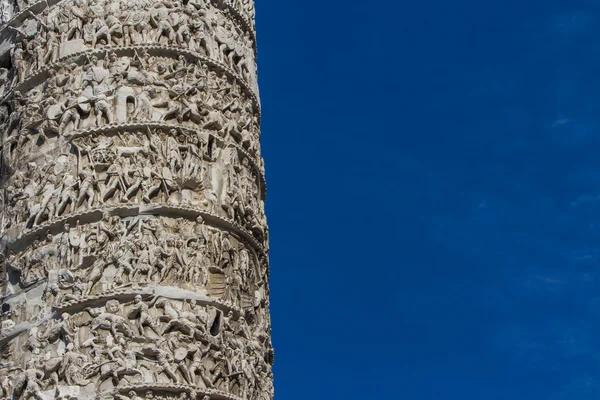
<box><xmin>0</xmin><ymin>0</ymin><xmax>273</xmax><ymax>399</ymax></box>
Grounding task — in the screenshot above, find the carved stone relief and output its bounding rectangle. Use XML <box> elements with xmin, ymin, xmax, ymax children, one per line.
<box><xmin>0</xmin><ymin>0</ymin><xmax>258</xmax><ymax>93</ymax></box>
<box><xmin>0</xmin><ymin>51</ymin><xmax>260</xmax><ymax>145</ymax></box>
<box><xmin>4</xmin><ymin>214</ymin><xmax>269</xmax><ymax>311</ymax></box>
<box><xmin>0</xmin><ymin>0</ymin><xmax>271</xmax><ymax>398</ymax></box>
<box><xmin>1</xmin><ymin>127</ymin><xmax>267</xmax><ymax>243</ymax></box>
<box><xmin>0</xmin><ymin>295</ymin><xmax>273</xmax><ymax>399</ymax></box>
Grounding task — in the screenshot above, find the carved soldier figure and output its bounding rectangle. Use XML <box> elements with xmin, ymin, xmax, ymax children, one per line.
<box><xmin>102</xmin><ymin>158</ymin><xmax>127</xmax><ymax>202</ymax></box>
<box><xmin>58</xmin><ymin>97</ymin><xmax>82</xmax><ymax>135</ymax></box>
<box><xmin>89</xmin><ymin>15</ymin><xmax>112</xmax><ymax>48</ymax></box>
<box><xmin>75</xmin><ymin>166</ymin><xmax>98</xmax><ymax>209</ymax></box>
<box><xmin>63</xmin><ymin>0</ymin><xmax>86</xmax><ymax>41</ymax></box>
<box><xmin>155</xmin><ymin>347</ymin><xmax>179</xmax><ymax>383</ymax></box>
<box><xmin>92</xmin><ymin>92</ymin><xmax>114</xmax><ymax>126</ymax></box>
<box><xmin>122</xmin><ymin>4</ymin><xmax>151</xmax><ymax>45</ymax></box>
<box><xmin>17</xmin><ymin>361</ymin><xmax>45</xmax><ymax>400</ymax></box>
<box><xmin>0</xmin><ymin>0</ymin><xmax>272</xmax><ymax>396</ymax></box>
<box><xmin>44</xmin><ymin>29</ymin><xmax>60</xmax><ymax>65</ymax></box>
<box><xmin>143</xmin><ymin>161</ymin><xmax>178</xmax><ymax>203</ymax></box>
<box><xmin>151</xmin><ymin>2</ymin><xmax>177</xmax><ymax>44</ymax></box>
<box><xmin>105</xmin><ymin>335</ymin><xmax>142</xmax><ymax>384</ymax></box>
<box><xmin>90</xmin><ymin>300</ymin><xmax>134</xmax><ymax>338</ymax></box>
<box><xmin>10</xmin><ymin>42</ymin><xmax>25</xmax><ymax>84</ymax></box>
<box><xmin>127</xmin><ymin>294</ymin><xmax>158</xmax><ymax>337</ymax></box>
<box><xmin>188</xmin><ymin>345</ymin><xmax>213</xmax><ymax>388</ymax></box>
<box><xmin>116</xmin><ymin>390</ymin><xmax>144</xmax><ymax>400</ymax></box>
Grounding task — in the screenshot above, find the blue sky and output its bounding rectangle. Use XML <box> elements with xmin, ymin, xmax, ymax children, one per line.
<box><xmin>257</xmin><ymin>0</ymin><xmax>600</xmax><ymax>398</ymax></box>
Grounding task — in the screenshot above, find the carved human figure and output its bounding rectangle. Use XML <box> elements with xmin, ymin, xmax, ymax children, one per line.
<box><xmin>105</xmin><ymin>335</ymin><xmax>142</xmax><ymax>385</ymax></box>
<box><xmin>127</xmin><ymin>294</ymin><xmax>158</xmax><ymax>337</ymax></box>
<box><xmin>10</xmin><ymin>42</ymin><xmax>25</xmax><ymax>84</ymax></box>
<box><xmin>89</xmin><ymin>300</ymin><xmax>134</xmax><ymax>338</ymax></box>
<box><xmin>17</xmin><ymin>361</ymin><xmax>45</xmax><ymax>400</ymax></box>
<box><xmin>188</xmin><ymin>345</ymin><xmax>213</xmax><ymax>388</ymax></box>
<box><xmin>0</xmin><ymin>0</ymin><xmax>271</xmax><ymax>396</ymax></box>
<box><xmin>75</xmin><ymin>166</ymin><xmax>98</xmax><ymax>209</ymax></box>
<box><xmin>115</xmin><ymin>390</ymin><xmax>144</xmax><ymax>400</ymax></box>
<box><xmin>155</xmin><ymin>347</ymin><xmax>179</xmax><ymax>383</ymax></box>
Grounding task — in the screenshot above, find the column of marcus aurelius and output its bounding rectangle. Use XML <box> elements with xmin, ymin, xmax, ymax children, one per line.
<box><xmin>0</xmin><ymin>0</ymin><xmax>273</xmax><ymax>399</ymax></box>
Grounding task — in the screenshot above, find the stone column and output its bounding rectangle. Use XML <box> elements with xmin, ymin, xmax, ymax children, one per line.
<box><xmin>0</xmin><ymin>0</ymin><xmax>273</xmax><ymax>399</ymax></box>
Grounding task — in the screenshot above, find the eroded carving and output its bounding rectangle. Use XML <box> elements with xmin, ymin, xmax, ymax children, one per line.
<box><xmin>0</xmin><ymin>296</ymin><xmax>273</xmax><ymax>399</ymax></box>
<box><xmin>0</xmin><ymin>0</ymin><xmax>271</xmax><ymax>398</ymax></box>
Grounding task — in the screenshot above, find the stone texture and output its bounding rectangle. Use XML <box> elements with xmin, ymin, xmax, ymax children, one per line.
<box><xmin>0</xmin><ymin>0</ymin><xmax>273</xmax><ymax>399</ymax></box>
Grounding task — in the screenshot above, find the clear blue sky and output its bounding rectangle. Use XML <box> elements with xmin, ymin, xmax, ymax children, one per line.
<box><xmin>257</xmin><ymin>0</ymin><xmax>600</xmax><ymax>398</ymax></box>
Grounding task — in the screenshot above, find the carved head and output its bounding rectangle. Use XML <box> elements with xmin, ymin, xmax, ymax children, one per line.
<box><xmin>105</xmin><ymin>299</ymin><xmax>120</xmax><ymax>314</ymax></box>
<box><xmin>134</xmin><ymin>295</ymin><xmax>142</xmax><ymax>303</ymax></box>
<box><xmin>146</xmin><ymin>390</ymin><xmax>154</xmax><ymax>399</ymax></box>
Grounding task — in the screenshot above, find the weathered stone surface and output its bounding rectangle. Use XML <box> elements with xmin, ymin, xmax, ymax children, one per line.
<box><xmin>0</xmin><ymin>0</ymin><xmax>272</xmax><ymax>399</ymax></box>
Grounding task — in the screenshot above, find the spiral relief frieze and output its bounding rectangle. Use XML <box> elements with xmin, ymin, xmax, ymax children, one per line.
<box><xmin>0</xmin><ymin>0</ymin><xmax>272</xmax><ymax>398</ymax></box>
<box><xmin>0</xmin><ymin>0</ymin><xmax>257</xmax><ymax>48</ymax></box>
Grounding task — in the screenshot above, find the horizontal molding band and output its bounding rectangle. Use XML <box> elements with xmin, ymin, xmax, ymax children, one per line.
<box><xmin>113</xmin><ymin>383</ymin><xmax>245</xmax><ymax>400</ymax></box>
<box><xmin>0</xmin><ymin>286</ymin><xmax>245</xmax><ymax>344</ymax></box>
<box><xmin>54</xmin><ymin>287</ymin><xmax>244</xmax><ymax>317</ymax></box>
<box><xmin>3</xmin><ymin>204</ymin><xmax>269</xmax><ymax>261</ymax></box>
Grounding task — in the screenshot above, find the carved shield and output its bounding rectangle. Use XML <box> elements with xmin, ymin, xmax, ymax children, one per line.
<box><xmin>46</xmin><ymin>104</ymin><xmax>63</xmax><ymax>120</ymax></box>
<box><xmin>162</xmin><ymin>166</ymin><xmax>173</xmax><ymax>181</ymax></box>
<box><xmin>208</xmin><ymin>266</ymin><xmax>226</xmax><ymax>299</ymax></box>
<box><xmin>77</xmin><ymin>97</ymin><xmax>92</xmax><ymax>113</ymax></box>
<box><xmin>174</xmin><ymin>347</ymin><xmax>189</xmax><ymax>362</ymax></box>
<box><xmin>78</xmin><ymin>255</ymin><xmax>97</xmax><ymax>270</ymax></box>
<box><xmin>68</xmin><ymin>229</ymin><xmax>83</xmax><ymax>248</ymax></box>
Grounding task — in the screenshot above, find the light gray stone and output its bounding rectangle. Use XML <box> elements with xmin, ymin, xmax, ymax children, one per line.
<box><xmin>0</xmin><ymin>0</ymin><xmax>272</xmax><ymax>399</ymax></box>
